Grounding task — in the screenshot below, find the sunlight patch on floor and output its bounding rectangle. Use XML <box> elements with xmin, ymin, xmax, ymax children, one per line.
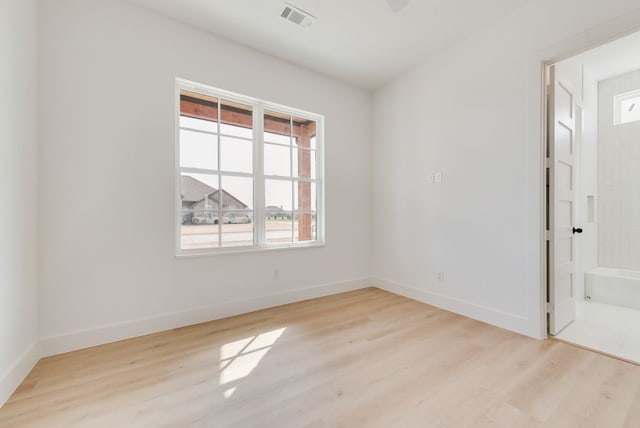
<box><xmin>219</xmin><ymin>327</ymin><xmax>287</xmax><ymax>390</ymax></box>
<box><xmin>223</xmin><ymin>387</ymin><xmax>237</xmax><ymax>398</ymax></box>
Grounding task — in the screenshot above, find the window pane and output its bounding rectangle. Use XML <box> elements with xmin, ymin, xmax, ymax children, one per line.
<box><xmin>266</xmin><ymin>216</ymin><xmax>293</xmax><ymax>244</ymax></box>
<box><xmin>265</xmin><ymin>132</ymin><xmax>291</xmax><ymax>145</ymax></box>
<box><xmin>264</xmin><ymin>110</ymin><xmax>291</xmax><ymax>145</ymax></box>
<box><xmin>294</xmin><ymin>212</ymin><xmax>316</xmax><ymax>242</ymax></box>
<box><xmin>180</xmin><ymin>115</ymin><xmax>218</xmax><ymax>133</ymax></box>
<box><xmin>220</xmin><ymin>99</ymin><xmax>253</xmax><ymax>138</ymax></box>
<box><xmin>221</xmin><ymin>212</ymin><xmax>253</xmax><ymax>247</ymax></box>
<box><xmin>265</xmin><ymin>205</ymin><xmax>290</xmax><ymax>220</ymax></box>
<box><xmin>180</xmin><ymin>90</ymin><xmax>218</xmax><ymax>131</ymax></box>
<box><xmin>180</xmin><ymin>129</ymin><xmax>217</xmax><ymax>170</ymax></box>
<box><xmin>181</xmin><ymin>224</ymin><xmax>220</xmax><ymax>250</ymax></box>
<box><xmin>220</xmin><ymin>136</ymin><xmax>252</xmax><ymax>173</ymax></box>
<box><xmin>293</xmin><ymin>116</ymin><xmax>316</xmax><ymax>150</ymax></box>
<box><xmin>264</xmin><ymin>143</ymin><xmax>291</xmax><ymax>177</ymax></box>
<box><xmin>220</xmin><ymin>123</ymin><xmax>253</xmax><ymax>139</ymax></box>
<box><xmin>180</xmin><ymin>173</ymin><xmax>220</xmax><ymax>250</ymax></box>
<box><xmin>292</xmin><ymin>148</ymin><xmax>316</xmax><ymax>179</ymax></box>
<box><xmin>620</xmin><ymin>95</ymin><xmax>640</xmax><ymax>124</ymax></box>
<box><xmin>265</xmin><ymin>179</ymin><xmax>293</xmax><ymax>212</ymax></box>
<box><xmin>181</xmin><ymin>173</ymin><xmax>220</xmax><ymax>222</ymax></box>
<box><xmin>221</xmin><ymin>175</ymin><xmax>253</xmax><ymax>211</ymax></box>
<box><xmin>294</xmin><ymin>181</ymin><xmax>316</xmax><ymax>212</ymax></box>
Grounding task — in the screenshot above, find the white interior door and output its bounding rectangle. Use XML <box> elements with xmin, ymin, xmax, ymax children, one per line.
<box><xmin>548</xmin><ymin>65</ymin><xmax>577</xmax><ymax>335</ymax></box>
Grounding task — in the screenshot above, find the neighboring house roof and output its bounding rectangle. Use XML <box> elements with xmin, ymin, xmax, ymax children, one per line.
<box><xmin>181</xmin><ymin>175</ymin><xmax>248</xmax><ymax>210</ymax></box>
<box><xmin>181</xmin><ymin>175</ymin><xmax>217</xmax><ymax>203</ymax></box>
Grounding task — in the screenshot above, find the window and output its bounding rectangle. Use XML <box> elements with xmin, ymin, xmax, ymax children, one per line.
<box><xmin>176</xmin><ymin>79</ymin><xmax>324</xmax><ymax>255</ymax></box>
<box><xmin>614</xmin><ymin>89</ymin><xmax>640</xmax><ymax>125</ymax></box>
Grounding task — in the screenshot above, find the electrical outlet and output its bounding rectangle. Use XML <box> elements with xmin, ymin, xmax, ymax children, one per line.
<box><xmin>435</xmin><ymin>171</ymin><xmax>443</xmax><ymax>183</ymax></box>
<box><xmin>427</xmin><ymin>174</ymin><xmax>434</xmax><ymax>184</ymax></box>
<box><xmin>437</xmin><ymin>272</ymin><xmax>445</xmax><ymax>281</ymax></box>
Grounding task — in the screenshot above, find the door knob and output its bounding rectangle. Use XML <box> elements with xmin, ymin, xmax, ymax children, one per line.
<box><xmin>573</xmin><ymin>227</ymin><xmax>583</xmax><ymax>234</ymax></box>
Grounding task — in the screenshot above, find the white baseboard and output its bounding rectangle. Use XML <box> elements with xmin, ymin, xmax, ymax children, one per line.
<box><xmin>372</xmin><ymin>276</ymin><xmax>535</xmax><ymax>338</ymax></box>
<box><xmin>0</xmin><ymin>341</ymin><xmax>41</xmax><ymax>408</ymax></box>
<box><xmin>41</xmin><ymin>277</ymin><xmax>371</xmax><ymax>357</ymax></box>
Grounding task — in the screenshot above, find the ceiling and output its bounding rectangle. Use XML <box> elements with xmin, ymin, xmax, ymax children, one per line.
<box><xmin>128</xmin><ymin>0</ymin><xmax>531</xmax><ymax>90</ymax></box>
<box><xmin>574</xmin><ymin>30</ymin><xmax>640</xmax><ymax>82</ymax></box>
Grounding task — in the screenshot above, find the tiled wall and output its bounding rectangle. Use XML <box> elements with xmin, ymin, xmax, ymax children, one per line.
<box><xmin>598</xmin><ymin>70</ymin><xmax>640</xmax><ymax>270</ymax></box>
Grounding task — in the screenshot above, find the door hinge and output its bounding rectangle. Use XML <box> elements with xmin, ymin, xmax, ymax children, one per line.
<box><xmin>546</xmin><ymin>302</ymin><xmax>554</xmax><ymax>313</ymax></box>
<box><xmin>545</xmin><ymin>158</ymin><xmax>551</xmax><ymax>168</ymax></box>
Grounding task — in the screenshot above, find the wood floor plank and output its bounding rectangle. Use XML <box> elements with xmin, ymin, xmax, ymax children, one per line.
<box><xmin>0</xmin><ymin>288</ymin><xmax>638</xmax><ymax>427</ymax></box>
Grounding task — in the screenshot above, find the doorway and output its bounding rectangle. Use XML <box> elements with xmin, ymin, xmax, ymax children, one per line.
<box><xmin>545</xmin><ymin>30</ymin><xmax>640</xmax><ymax>362</ymax></box>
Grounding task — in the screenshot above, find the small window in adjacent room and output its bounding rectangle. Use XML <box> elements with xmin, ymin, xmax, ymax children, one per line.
<box><xmin>176</xmin><ymin>79</ymin><xmax>324</xmax><ymax>255</ymax></box>
<box><xmin>614</xmin><ymin>89</ymin><xmax>640</xmax><ymax>125</ymax></box>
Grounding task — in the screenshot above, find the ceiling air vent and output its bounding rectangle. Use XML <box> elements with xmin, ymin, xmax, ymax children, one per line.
<box><xmin>281</xmin><ymin>2</ymin><xmax>316</xmax><ymax>28</ymax></box>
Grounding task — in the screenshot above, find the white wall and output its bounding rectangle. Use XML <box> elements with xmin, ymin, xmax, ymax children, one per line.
<box><xmin>38</xmin><ymin>0</ymin><xmax>372</xmax><ymax>355</ymax></box>
<box><xmin>598</xmin><ymin>70</ymin><xmax>640</xmax><ymax>270</ymax></box>
<box><xmin>372</xmin><ymin>0</ymin><xmax>640</xmax><ymax>338</ymax></box>
<box><xmin>0</xmin><ymin>0</ymin><xmax>41</xmax><ymax>406</ymax></box>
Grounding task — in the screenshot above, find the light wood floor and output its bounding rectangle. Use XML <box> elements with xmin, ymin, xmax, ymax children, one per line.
<box><xmin>1</xmin><ymin>288</ymin><xmax>639</xmax><ymax>427</ymax></box>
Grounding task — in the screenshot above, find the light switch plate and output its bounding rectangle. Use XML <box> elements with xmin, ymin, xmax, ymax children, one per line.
<box><xmin>435</xmin><ymin>171</ymin><xmax>443</xmax><ymax>183</ymax></box>
<box><xmin>427</xmin><ymin>174</ymin><xmax>434</xmax><ymax>184</ymax></box>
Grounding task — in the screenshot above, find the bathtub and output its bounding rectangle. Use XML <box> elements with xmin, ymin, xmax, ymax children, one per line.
<box><xmin>585</xmin><ymin>267</ymin><xmax>640</xmax><ymax>309</ymax></box>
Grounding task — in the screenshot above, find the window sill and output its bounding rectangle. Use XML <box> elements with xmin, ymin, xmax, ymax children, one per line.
<box><xmin>175</xmin><ymin>241</ymin><xmax>326</xmax><ymax>259</ymax></box>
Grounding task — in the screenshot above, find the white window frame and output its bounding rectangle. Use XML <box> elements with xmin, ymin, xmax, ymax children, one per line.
<box><xmin>175</xmin><ymin>78</ymin><xmax>325</xmax><ymax>256</ymax></box>
<box><xmin>614</xmin><ymin>89</ymin><xmax>640</xmax><ymax>125</ymax></box>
